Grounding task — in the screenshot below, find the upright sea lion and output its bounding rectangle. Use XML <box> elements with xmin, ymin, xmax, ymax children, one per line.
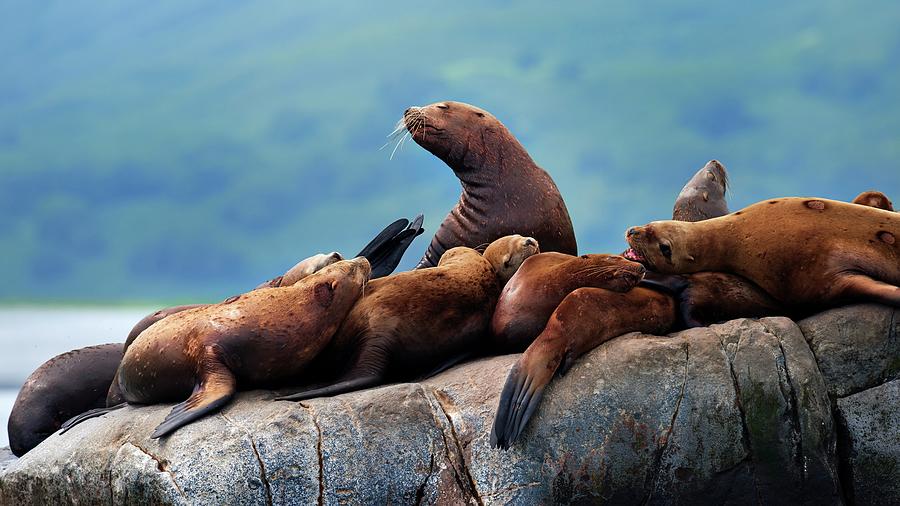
<box><xmin>490</xmin><ymin>253</ymin><xmax>647</xmax><ymax>351</ymax></box>
<box><xmin>277</xmin><ymin>235</ymin><xmax>540</xmax><ymax>401</ymax></box>
<box><xmin>625</xmin><ymin>198</ymin><xmax>900</xmax><ymax>310</ymax></box>
<box><xmin>853</xmin><ymin>190</ymin><xmax>894</xmax><ymax>211</ymax></box>
<box><xmin>672</xmin><ymin>159</ymin><xmax>729</xmax><ymax>221</ymax></box>
<box><xmin>7</xmin><ymin>344</ymin><xmax>123</xmax><ymax>457</ymax></box>
<box><xmin>403</xmin><ymin>101</ymin><xmax>577</xmax><ymax>268</ymax></box>
<box><xmin>64</xmin><ymin>258</ymin><xmax>371</xmax><ymax>438</ymax></box>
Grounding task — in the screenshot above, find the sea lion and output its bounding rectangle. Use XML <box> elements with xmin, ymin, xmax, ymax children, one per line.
<box><xmin>672</xmin><ymin>159</ymin><xmax>729</xmax><ymax>221</ymax></box>
<box><xmin>7</xmin><ymin>344</ymin><xmax>123</xmax><ymax>456</ymax></box>
<box><xmin>403</xmin><ymin>101</ymin><xmax>577</xmax><ymax>268</ymax></box>
<box><xmin>277</xmin><ymin>235</ymin><xmax>541</xmax><ymax>401</ymax></box>
<box><xmin>853</xmin><ymin>190</ymin><xmax>894</xmax><ymax>211</ymax></box>
<box><xmin>63</xmin><ymin>257</ymin><xmax>371</xmax><ymax>438</ymax></box>
<box><xmin>490</xmin><ymin>253</ymin><xmax>647</xmax><ymax>351</ymax></box>
<box><xmin>491</xmin><ymin>286</ymin><xmax>676</xmax><ymax>449</ymax></box>
<box><xmin>625</xmin><ymin>198</ymin><xmax>900</xmax><ymax>310</ymax></box>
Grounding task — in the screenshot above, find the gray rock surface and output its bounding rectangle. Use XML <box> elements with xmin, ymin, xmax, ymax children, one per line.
<box><xmin>1</xmin><ymin>304</ymin><xmax>897</xmax><ymax>505</ymax></box>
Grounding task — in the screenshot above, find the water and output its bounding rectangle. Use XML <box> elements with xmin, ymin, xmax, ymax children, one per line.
<box><xmin>0</xmin><ymin>306</ymin><xmax>155</xmax><ymax>448</ymax></box>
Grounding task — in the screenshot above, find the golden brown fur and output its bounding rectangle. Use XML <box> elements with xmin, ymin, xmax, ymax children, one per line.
<box><xmin>626</xmin><ymin>197</ymin><xmax>900</xmax><ymax>309</ymax></box>
<box><xmin>278</xmin><ymin>235</ymin><xmax>540</xmax><ymax>401</ymax></box>
<box><xmin>491</xmin><ymin>253</ymin><xmax>646</xmax><ymax>351</ymax></box>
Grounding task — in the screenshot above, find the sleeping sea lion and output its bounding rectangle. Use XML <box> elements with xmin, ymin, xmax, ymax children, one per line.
<box><xmin>277</xmin><ymin>235</ymin><xmax>541</xmax><ymax>401</ymax></box>
<box><xmin>403</xmin><ymin>101</ymin><xmax>577</xmax><ymax>268</ymax></box>
<box><xmin>63</xmin><ymin>257</ymin><xmax>371</xmax><ymax>438</ymax></box>
<box><xmin>625</xmin><ymin>198</ymin><xmax>900</xmax><ymax>310</ymax></box>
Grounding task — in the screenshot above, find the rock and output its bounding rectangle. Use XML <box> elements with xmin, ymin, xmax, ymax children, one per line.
<box><xmin>0</xmin><ymin>448</ymin><xmax>15</xmax><ymax>475</ymax></box>
<box><xmin>1</xmin><ymin>304</ymin><xmax>898</xmax><ymax>504</ymax></box>
<box><xmin>835</xmin><ymin>379</ymin><xmax>900</xmax><ymax>505</ymax></box>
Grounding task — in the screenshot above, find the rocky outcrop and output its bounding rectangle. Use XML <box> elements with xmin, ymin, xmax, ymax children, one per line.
<box><xmin>1</xmin><ymin>304</ymin><xmax>897</xmax><ymax>505</ymax></box>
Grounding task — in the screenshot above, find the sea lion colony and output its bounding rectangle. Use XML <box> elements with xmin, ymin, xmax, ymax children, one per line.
<box><xmin>8</xmin><ymin>101</ymin><xmax>899</xmax><ymax>455</ymax></box>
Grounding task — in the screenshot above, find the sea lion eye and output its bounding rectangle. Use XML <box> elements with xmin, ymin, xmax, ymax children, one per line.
<box><xmin>474</xmin><ymin>112</ymin><xmax>485</xmax><ymax>118</ymax></box>
<box><xmin>659</xmin><ymin>243</ymin><xmax>672</xmax><ymax>259</ymax></box>
<box><xmin>436</xmin><ymin>104</ymin><xmax>449</xmax><ymax>110</ymax></box>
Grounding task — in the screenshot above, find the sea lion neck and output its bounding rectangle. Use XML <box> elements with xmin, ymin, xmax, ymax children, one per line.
<box><xmin>444</xmin><ymin>130</ymin><xmax>534</xmax><ymax>189</ymax></box>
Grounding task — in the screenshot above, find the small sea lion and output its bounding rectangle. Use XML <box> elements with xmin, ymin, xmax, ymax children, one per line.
<box><xmin>490</xmin><ymin>253</ymin><xmax>647</xmax><ymax>351</ymax></box>
<box><xmin>491</xmin><ymin>286</ymin><xmax>676</xmax><ymax>449</ymax></box>
<box><xmin>63</xmin><ymin>258</ymin><xmax>371</xmax><ymax>438</ymax></box>
<box><xmin>672</xmin><ymin>159</ymin><xmax>729</xmax><ymax>221</ymax></box>
<box><xmin>852</xmin><ymin>190</ymin><xmax>894</xmax><ymax>212</ymax></box>
<box><xmin>7</xmin><ymin>344</ymin><xmax>124</xmax><ymax>456</ymax></box>
<box><xmin>625</xmin><ymin>198</ymin><xmax>900</xmax><ymax>310</ymax></box>
<box><xmin>277</xmin><ymin>235</ymin><xmax>540</xmax><ymax>401</ymax></box>
<box><xmin>402</xmin><ymin>101</ymin><xmax>577</xmax><ymax>268</ymax></box>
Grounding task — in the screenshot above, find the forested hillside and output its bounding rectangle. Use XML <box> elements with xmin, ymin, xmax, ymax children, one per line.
<box><xmin>1</xmin><ymin>0</ymin><xmax>898</xmax><ymax>302</ymax></box>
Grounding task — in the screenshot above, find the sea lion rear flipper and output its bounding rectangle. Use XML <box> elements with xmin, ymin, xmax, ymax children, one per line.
<box><xmin>60</xmin><ymin>403</ymin><xmax>127</xmax><ymax>434</ymax></box>
<box><xmin>356</xmin><ymin>218</ymin><xmax>410</xmax><ymax>259</ymax></box>
<box><xmin>839</xmin><ymin>274</ymin><xmax>900</xmax><ymax>307</ymax></box>
<box><xmin>358</xmin><ymin>214</ymin><xmax>426</xmax><ymax>278</ymax></box>
<box><xmin>151</xmin><ymin>345</ymin><xmax>236</xmax><ymax>439</ymax></box>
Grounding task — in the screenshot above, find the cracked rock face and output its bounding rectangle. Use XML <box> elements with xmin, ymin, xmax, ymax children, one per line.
<box><xmin>1</xmin><ymin>304</ymin><xmax>898</xmax><ymax>505</ymax></box>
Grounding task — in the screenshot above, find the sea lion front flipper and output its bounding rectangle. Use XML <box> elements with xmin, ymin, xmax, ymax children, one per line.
<box><xmin>490</xmin><ymin>351</ymin><xmax>553</xmax><ymax>450</ymax></box>
<box><xmin>60</xmin><ymin>403</ymin><xmax>127</xmax><ymax>433</ymax></box>
<box><xmin>274</xmin><ymin>375</ymin><xmax>383</xmax><ymax>402</ymax></box>
<box><xmin>151</xmin><ymin>345</ymin><xmax>236</xmax><ymax>439</ymax></box>
<box><xmin>840</xmin><ymin>274</ymin><xmax>900</xmax><ymax>307</ymax></box>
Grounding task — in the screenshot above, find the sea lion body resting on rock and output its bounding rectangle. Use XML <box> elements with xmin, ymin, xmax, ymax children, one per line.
<box><xmin>7</xmin><ymin>344</ymin><xmax>124</xmax><ymax>456</ymax></box>
<box><xmin>625</xmin><ymin>198</ymin><xmax>900</xmax><ymax>310</ymax></box>
<box><xmin>403</xmin><ymin>101</ymin><xmax>577</xmax><ymax>268</ymax></box>
<box><xmin>62</xmin><ymin>258</ymin><xmax>371</xmax><ymax>439</ymax></box>
<box><xmin>490</xmin><ymin>253</ymin><xmax>647</xmax><ymax>351</ymax></box>
<box><xmin>277</xmin><ymin>235</ymin><xmax>541</xmax><ymax>401</ymax></box>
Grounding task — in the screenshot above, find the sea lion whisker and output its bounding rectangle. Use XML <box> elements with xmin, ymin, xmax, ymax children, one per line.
<box><xmin>389</xmin><ymin>131</ymin><xmax>410</xmax><ymax>160</ymax></box>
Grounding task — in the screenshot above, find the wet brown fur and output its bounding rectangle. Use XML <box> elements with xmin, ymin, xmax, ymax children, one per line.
<box><xmin>627</xmin><ymin>198</ymin><xmax>900</xmax><ymax>310</ymax></box>
<box><xmin>404</xmin><ymin>101</ymin><xmax>577</xmax><ymax>268</ymax></box>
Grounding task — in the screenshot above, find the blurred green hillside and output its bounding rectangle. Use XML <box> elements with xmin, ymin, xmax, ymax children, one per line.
<box><xmin>1</xmin><ymin>0</ymin><xmax>898</xmax><ymax>302</ymax></box>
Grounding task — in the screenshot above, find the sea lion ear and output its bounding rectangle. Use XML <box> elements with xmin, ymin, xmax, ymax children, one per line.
<box><xmin>314</xmin><ymin>281</ymin><xmax>336</xmax><ymax>307</ymax></box>
<box><xmin>686</xmin><ymin>255</ymin><xmax>696</xmax><ymax>262</ymax></box>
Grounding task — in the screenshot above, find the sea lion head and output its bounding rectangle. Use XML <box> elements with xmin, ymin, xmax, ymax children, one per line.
<box><xmin>306</xmin><ymin>256</ymin><xmax>371</xmax><ymax>309</ymax></box>
<box><xmin>575</xmin><ymin>254</ymin><xmax>647</xmax><ymax>292</ymax></box>
<box><xmin>483</xmin><ymin>235</ymin><xmax>541</xmax><ymax>284</ymax></box>
<box><xmin>623</xmin><ymin>221</ymin><xmax>696</xmax><ymax>274</ymax></box>
<box><xmin>256</xmin><ymin>251</ymin><xmax>344</xmax><ymax>290</ymax></box>
<box><xmin>852</xmin><ymin>191</ymin><xmax>894</xmax><ymax>212</ymax></box>
<box><xmin>403</xmin><ymin>101</ymin><xmax>517</xmax><ymax>172</ymax></box>
<box><xmin>672</xmin><ymin>160</ymin><xmax>729</xmax><ymax>222</ymax></box>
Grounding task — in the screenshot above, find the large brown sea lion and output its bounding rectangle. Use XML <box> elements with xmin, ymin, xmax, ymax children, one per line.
<box><xmin>403</xmin><ymin>101</ymin><xmax>577</xmax><ymax>268</ymax></box>
<box><xmin>853</xmin><ymin>190</ymin><xmax>894</xmax><ymax>211</ymax></box>
<box><xmin>277</xmin><ymin>235</ymin><xmax>541</xmax><ymax>401</ymax></box>
<box><xmin>63</xmin><ymin>258</ymin><xmax>371</xmax><ymax>438</ymax></box>
<box><xmin>625</xmin><ymin>198</ymin><xmax>900</xmax><ymax>310</ymax></box>
<box><xmin>7</xmin><ymin>344</ymin><xmax>123</xmax><ymax>457</ymax></box>
<box><xmin>490</xmin><ymin>253</ymin><xmax>647</xmax><ymax>351</ymax></box>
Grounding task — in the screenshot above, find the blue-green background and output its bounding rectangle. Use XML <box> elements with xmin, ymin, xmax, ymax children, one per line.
<box><xmin>2</xmin><ymin>0</ymin><xmax>899</xmax><ymax>304</ymax></box>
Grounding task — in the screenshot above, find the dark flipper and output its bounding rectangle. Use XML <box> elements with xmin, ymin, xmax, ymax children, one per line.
<box><xmin>60</xmin><ymin>403</ymin><xmax>127</xmax><ymax>433</ymax></box>
<box><xmin>358</xmin><ymin>214</ymin><xmax>425</xmax><ymax>278</ymax></box>
<box><xmin>490</xmin><ymin>361</ymin><xmax>550</xmax><ymax>450</ymax></box>
<box><xmin>274</xmin><ymin>375</ymin><xmax>383</xmax><ymax>401</ymax></box>
<box><xmin>356</xmin><ymin>218</ymin><xmax>410</xmax><ymax>259</ymax></box>
<box><xmin>276</xmin><ymin>337</ymin><xmax>389</xmax><ymax>401</ymax></box>
<box><xmin>151</xmin><ymin>345</ymin><xmax>237</xmax><ymax>438</ymax></box>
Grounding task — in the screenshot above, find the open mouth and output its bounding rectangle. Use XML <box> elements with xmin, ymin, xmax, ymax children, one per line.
<box><xmin>623</xmin><ymin>248</ymin><xmax>647</xmax><ymax>264</ymax></box>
